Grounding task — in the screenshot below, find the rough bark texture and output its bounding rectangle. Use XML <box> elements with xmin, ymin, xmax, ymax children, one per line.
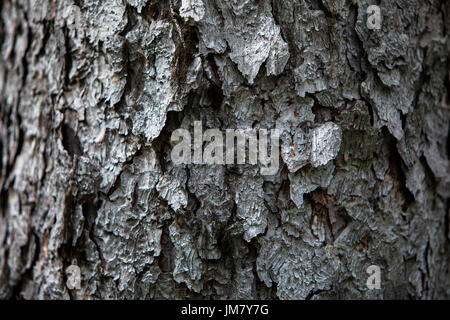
<box><xmin>0</xmin><ymin>0</ymin><xmax>449</xmax><ymax>300</ymax></box>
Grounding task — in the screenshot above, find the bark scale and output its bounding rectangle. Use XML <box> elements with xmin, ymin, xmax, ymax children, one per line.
<box><xmin>0</xmin><ymin>0</ymin><xmax>449</xmax><ymax>299</ymax></box>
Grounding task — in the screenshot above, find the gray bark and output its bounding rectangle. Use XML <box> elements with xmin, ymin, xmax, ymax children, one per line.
<box><xmin>0</xmin><ymin>0</ymin><xmax>449</xmax><ymax>299</ymax></box>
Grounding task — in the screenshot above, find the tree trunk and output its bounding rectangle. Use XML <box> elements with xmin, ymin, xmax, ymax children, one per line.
<box><xmin>0</xmin><ymin>0</ymin><xmax>449</xmax><ymax>300</ymax></box>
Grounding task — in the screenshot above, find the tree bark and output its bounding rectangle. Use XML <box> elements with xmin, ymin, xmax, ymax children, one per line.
<box><xmin>0</xmin><ymin>0</ymin><xmax>449</xmax><ymax>299</ymax></box>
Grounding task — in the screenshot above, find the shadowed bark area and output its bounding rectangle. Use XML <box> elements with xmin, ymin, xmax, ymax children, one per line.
<box><xmin>0</xmin><ymin>0</ymin><xmax>449</xmax><ymax>299</ymax></box>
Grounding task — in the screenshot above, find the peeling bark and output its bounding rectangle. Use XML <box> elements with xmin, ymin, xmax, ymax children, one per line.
<box><xmin>0</xmin><ymin>0</ymin><xmax>449</xmax><ymax>299</ymax></box>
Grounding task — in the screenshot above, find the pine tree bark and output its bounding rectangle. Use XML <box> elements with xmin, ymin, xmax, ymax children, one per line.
<box><xmin>0</xmin><ymin>0</ymin><xmax>449</xmax><ymax>299</ymax></box>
